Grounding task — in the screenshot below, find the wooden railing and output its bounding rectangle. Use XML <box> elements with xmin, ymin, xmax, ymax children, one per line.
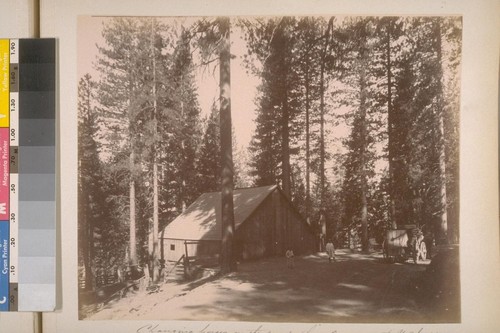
<box><xmin>163</xmin><ymin>254</ymin><xmax>185</xmax><ymax>280</ymax></box>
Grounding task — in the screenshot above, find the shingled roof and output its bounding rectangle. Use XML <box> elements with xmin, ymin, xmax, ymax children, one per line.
<box><xmin>161</xmin><ymin>185</ymin><xmax>277</xmax><ymax>241</ymax></box>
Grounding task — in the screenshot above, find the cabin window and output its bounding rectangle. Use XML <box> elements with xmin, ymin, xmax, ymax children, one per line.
<box><xmin>170</xmin><ymin>244</ymin><xmax>175</xmax><ymax>251</ymax></box>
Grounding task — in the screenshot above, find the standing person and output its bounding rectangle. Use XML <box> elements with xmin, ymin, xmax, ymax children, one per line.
<box><xmin>326</xmin><ymin>240</ymin><xmax>336</xmax><ymax>263</ymax></box>
<box><xmin>318</xmin><ymin>211</ymin><xmax>326</xmax><ymax>251</ymax></box>
<box><xmin>286</xmin><ymin>249</ymin><xmax>295</xmax><ymax>269</ymax></box>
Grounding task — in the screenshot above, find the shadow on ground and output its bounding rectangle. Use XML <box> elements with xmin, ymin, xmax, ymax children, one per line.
<box><xmin>174</xmin><ymin>250</ymin><xmax>436</xmax><ymax>323</ymax></box>
<box><xmin>86</xmin><ymin>248</ymin><xmax>460</xmax><ymax>323</ymax></box>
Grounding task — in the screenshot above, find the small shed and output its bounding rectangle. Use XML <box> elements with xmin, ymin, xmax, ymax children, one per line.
<box><xmin>160</xmin><ymin>185</ymin><xmax>316</xmax><ymax>262</ymax></box>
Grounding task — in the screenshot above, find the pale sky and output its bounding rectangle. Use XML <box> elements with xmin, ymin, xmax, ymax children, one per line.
<box><xmin>76</xmin><ymin>15</ymin><xmax>385</xmax><ymax>181</ymax></box>
<box><xmin>77</xmin><ymin>16</ymin><xmax>259</xmax><ymax>150</ymax></box>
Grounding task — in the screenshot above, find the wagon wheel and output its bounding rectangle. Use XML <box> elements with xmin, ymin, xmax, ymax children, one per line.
<box><xmin>414</xmin><ymin>241</ymin><xmax>427</xmax><ymax>264</ymax></box>
<box><xmin>419</xmin><ymin>241</ymin><xmax>427</xmax><ymax>261</ymax></box>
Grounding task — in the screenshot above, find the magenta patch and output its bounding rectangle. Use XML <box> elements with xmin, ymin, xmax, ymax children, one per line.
<box><xmin>0</xmin><ymin>128</ymin><xmax>8</xmax><ymax>220</ymax></box>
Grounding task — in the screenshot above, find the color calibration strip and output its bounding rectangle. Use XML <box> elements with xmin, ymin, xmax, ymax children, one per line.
<box><xmin>0</xmin><ymin>39</ymin><xmax>9</xmax><ymax>312</ymax></box>
<box><xmin>0</xmin><ymin>39</ymin><xmax>55</xmax><ymax>311</ymax></box>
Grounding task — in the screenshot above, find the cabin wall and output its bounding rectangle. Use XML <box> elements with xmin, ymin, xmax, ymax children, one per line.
<box><xmin>162</xmin><ymin>239</ymin><xmax>220</xmax><ymax>262</ymax></box>
<box><xmin>294</xmin><ymin>210</ymin><xmax>316</xmax><ymax>255</ymax></box>
<box><xmin>235</xmin><ymin>196</ymin><xmax>275</xmax><ymax>260</ymax></box>
<box><xmin>161</xmin><ymin>189</ymin><xmax>316</xmax><ymax>263</ymax></box>
<box><xmin>237</xmin><ymin>190</ymin><xmax>316</xmax><ymax>259</ymax></box>
<box><xmin>273</xmin><ymin>190</ymin><xmax>285</xmax><ymax>256</ymax></box>
<box><xmin>273</xmin><ymin>190</ymin><xmax>316</xmax><ymax>256</ymax></box>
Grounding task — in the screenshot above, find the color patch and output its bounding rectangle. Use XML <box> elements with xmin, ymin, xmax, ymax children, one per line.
<box><xmin>0</xmin><ymin>40</ymin><xmax>8</xmax><ymax>128</ymax></box>
<box><xmin>0</xmin><ymin>129</ymin><xmax>9</xmax><ymax>220</ymax></box>
<box><xmin>18</xmin><ymin>201</ymin><xmax>55</xmax><ymax>229</ymax></box>
<box><xmin>16</xmin><ymin>39</ymin><xmax>56</xmax><ymax>312</ymax></box>
<box><xmin>0</xmin><ymin>222</ymin><xmax>9</xmax><ymax>311</ymax></box>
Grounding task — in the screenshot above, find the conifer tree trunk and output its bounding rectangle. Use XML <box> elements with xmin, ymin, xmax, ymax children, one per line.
<box><xmin>181</xmin><ymin>99</ymin><xmax>187</xmax><ymax>212</ymax></box>
<box><xmin>359</xmin><ymin>44</ymin><xmax>369</xmax><ymax>253</ymax></box>
<box><xmin>318</xmin><ymin>24</ymin><xmax>329</xmax><ymax>212</ymax></box>
<box><xmin>281</xmin><ymin>86</ymin><xmax>291</xmax><ymax>198</ymax></box>
<box><xmin>277</xmin><ymin>27</ymin><xmax>292</xmax><ymax>199</ymax></box>
<box><xmin>127</xmin><ymin>48</ymin><xmax>138</xmax><ymax>268</ymax></box>
<box><xmin>319</xmin><ymin>61</ymin><xmax>326</xmax><ymax>208</ymax></box>
<box><xmin>386</xmin><ymin>19</ymin><xmax>397</xmax><ymax>230</ymax></box>
<box><xmin>82</xmin><ymin>192</ymin><xmax>95</xmax><ymax>290</ymax></box>
<box><xmin>79</xmin><ymin>77</ymin><xmax>95</xmax><ymax>291</ymax></box>
<box><xmin>129</xmin><ymin>149</ymin><xmax>137</xmax><ymax>267</ymax></box>
<box><xmin>318</xmin><ymin>18</ymin><xmax>333</xmax><ymax>248</ymax></box>
<box><xmin>435</xmin><ymin>19</ymin><xmax>448</xmax><ymax>244</ymax></box>
<box><xmin>128</xmin><ymin>58</ymin><xmax>137</xmax><ymax>270</ymax></box>
<box><xmin>151</xmin><ymin>20</ymin><xmax>160</xmax><ymax>282</ymax></box>
<box><xmin>219</xmin><ymin>17</ymin><xmax>236</xmax><ymax>273</ymax></box>
<box><xmin>305</xmin><ymin>66</ymin><xmax>311</xmax><ymax>221</ymax></box>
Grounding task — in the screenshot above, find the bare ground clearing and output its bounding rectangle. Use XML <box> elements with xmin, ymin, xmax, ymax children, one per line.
<box><xmin>87</xmin><ymin>249</ymin><xmax>456</xmax><ymax>323</ymax></box>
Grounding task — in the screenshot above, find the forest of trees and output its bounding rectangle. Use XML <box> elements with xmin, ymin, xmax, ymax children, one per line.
<box><xmin>78</xmin><ymin>16</ymin><xmax>461</xmax><ymax>290</ymax></box>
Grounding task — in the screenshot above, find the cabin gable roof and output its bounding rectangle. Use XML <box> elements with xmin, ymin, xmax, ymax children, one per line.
<box><xmin>162</xmin><ymin>185</ymin><xmax>277</xmax><ymax>241</ymax></box>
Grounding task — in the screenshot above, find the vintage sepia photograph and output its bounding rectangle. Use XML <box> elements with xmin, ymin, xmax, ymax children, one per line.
<box><xmin>77</xmin><ymin>15</ymin><xmax>461</xmax><ymax>323</ymax></box>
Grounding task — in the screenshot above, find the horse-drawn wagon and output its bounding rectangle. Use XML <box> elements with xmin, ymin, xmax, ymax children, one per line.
<box><xmin>382</xmin><ymin>225</ymin><xmax>427</xmax><ymax>264</ymax></box>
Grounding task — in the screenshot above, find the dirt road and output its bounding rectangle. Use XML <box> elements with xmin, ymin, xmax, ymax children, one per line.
<box><xmin>90</xmin><ymin>249</ymin><xmax>441</xmax><ymax>322</ymax></box>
